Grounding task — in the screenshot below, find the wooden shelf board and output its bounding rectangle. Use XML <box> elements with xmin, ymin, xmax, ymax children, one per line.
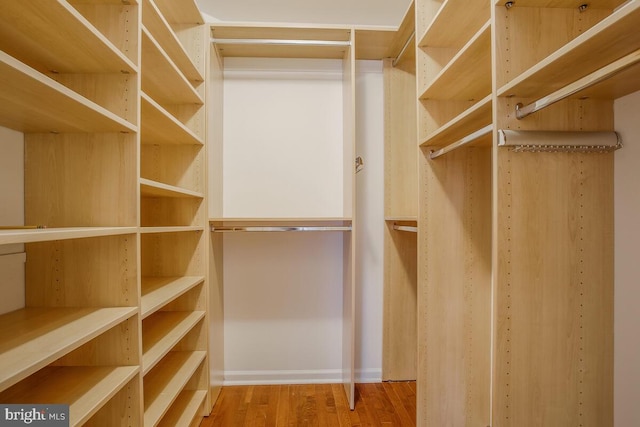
<box><xmin>140</xmin><ymin>226</ymin><xmax>204</xmax><ymax>234</ymax></box>
<box><xmin>0</xmin><ymin>366</ymin><xmax>138</xmax><ymax>427</ymax></box>
<box><xmin>420</xmin><ymin>95</ymin><xmax>493</xmax><ymax>147</ymax></box>
<box><xmin>209</xmin><ymin>217</ymin><xmax>353</xmax><ymax>227</ymax></box>
<box><xmin>141</xmin><ymin>276</ymin><xmax>205</xmax><ymax>319</ymax></box>
<box><xmin>142</xmin><ymin>0</ymin><xmax>203</xmax><ymax>82</ymax></box>
<box><xmin>142</xmin><ymin>311</ymin><xmax>205</xmax><ymax>375</ymax></box>
<box><xmin>140</xmin><ymin>178</ymin><xmax>204</xmax><ymax>199</ymax></box>
<box><xmin>153</xmin><ymin>0</ymin><xmax>204</xmax><ymax>25</ymax></box>
<box><xmin>420</xmin><ymin>21</ymin><xmax>491</xmax><ymax>101</ymax></box>
<box><xmin>0</xmin><ymin>307</ymin><xmax>138</xmax><ymax>391</ymax></box>
<box><xmin>143</xmin><ymin>351</ymin><xmax>207</xmax><ymax>427</ymax></box>
<box><xmin>211</xmin><ymin>23</ymin><xmax>352</xmax><ymax>59</ymax></box>
<box><xmin>570</xmin><ymin>60</ymin><xmax>640</xmax><ymax>99</ymax></box>
<box><xmin>495</xmin><ymin>0</ymin><xmax>625</xmax><ymax>8</ymax></box>
<box><xmin>157</xmin><ymin>389</ymin><xmax>207</xmax><ymax>427</ymax></box>
<box><xmin>0</xmin><ymin>226</ymin><xmax>137</xmax><ymax>246</ymax></box>
<box><xmin>498</xmin><ymin>1</ymin><xmax>640</xmax><ymax>98</ymax></box>
<box><xmin>353</xmin><ymin>27</ymin><xmax>397</xmax><ymax>60</ymax></box>
<box><xmin>419</xmin><ymin>0</ymin><xmax>490</xmax><ymax>48</ymax></box>
<box><xmin>0</xmin><ymin>2</ymin><xmax>136</xmax><ymax>75</ymax></box>
<box><xmin>142</xmin><ymin>28</ymin><xmax>203</xmax><ymax>106</ymax></box>
<box><xmin>141</xmin><ymin>93</ymin><xmax>204</xmax><ymax>145</ymax></box>
<box><xmin>0</xmin><ymin>52</ymin><xmax>137</xmax><ymax>134</ymax></box>
<box><xmin>385</xmin><ymin>216</ymin><xmax>418</xmax><ymax>224</ymax></box>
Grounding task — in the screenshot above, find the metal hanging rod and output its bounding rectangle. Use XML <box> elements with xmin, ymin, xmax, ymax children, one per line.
<box><xmin>211</xmin><ymin>226</ymin><xmax>352</xmax><ymax>233</ymax></box>
<box><xmin>498</xmin><ymin>129</ymin><xmax>623</xmax><ymax>153</ymax></box>
<box><xmin>393</xmin><ymin>224</ymin><xmax>417</xmax><ymax>233</ymax></box>
<box><xmin>210</xmin><ymin>38</ymin><xmax>352</xmax><ymax>47</ymax></box>
<box><xmin>516</xmin><ymin>48</ymin><xmax>640</xmax><ymax>119</ymax></box>
<box><xmin>392</xmin><ymin>31</ymin><xmax>415</xmax><ymax>67</ymax></box>
<box><xmin>429</xmin><ymin>124</ymin><xmax>493</xmax><ymax>159</ymax></box>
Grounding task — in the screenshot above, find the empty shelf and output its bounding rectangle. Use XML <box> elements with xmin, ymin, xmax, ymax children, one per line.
<box><xmin>157</xmin><ymin>390</ymin><xmax>207</xmax><ymax>427</ymax></box>
<box><xmin>0</xmin><ymin>1</ymin><xmax>136</xmax><ymax>75</ymax></box>
<box><xmin>140</xmin><ymin>226</ymin><xmax>204</xmax><ymax>234</ymax></box>
<box><xmin>420</xmin><ymin>95</ymin><xmax>492</xmax><ymax>147</ymax></box>
<box><xmin>141</xmin><ymin>276</ymin><xmax>205</xmax><ymax>319</ymax></box>
<box><xmin>143</xmin><ymin>351</ymin><xmax>206</xmax><ymax>427</ymax></box>
<box><xmin>0</xmin><ymin>52</ymin><xmax>137</xmax><ymax>133</ymax></box>
<box><xmin>140</xmin><ymin>178</ymin><xmax>204</xmax><ymax>199</ymax></box>
<box><xmin>143</xmin><ymin>311</ymin><xmax>205</xmax><ymax>375</ymax></box>
<box><xmin>0</xmin><ymin>227</ymin><xmax>138</xmax><ymax>246</ymax></box>
<box><xmin>141</xmin><ymin>93</ymin><xmax>204</xmax><ymax>145</ymax></box>
<box><xmin>0</xmin><ymin>307</ymin><xmax>138</xmax><ymax>390</ymax></box>
<box><xmin>419</xmin><ymin>0</ymin><xmax>490</xmax><ymax>48</ymax></box>
<box><xmin>153</xmin><ymin>0</ymin><xmax>204</xmax><ymax>25</ymax></box>
<box><xmin>0</xmin><ymin>366</ymin><xmax>138</xmax><ymax>427</ymax></box>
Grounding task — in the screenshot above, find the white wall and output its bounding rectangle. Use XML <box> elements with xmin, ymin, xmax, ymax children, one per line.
<box><xmin>220</xmin><ymin>58</ymin><xmax>385</xmax><ymax>384</ymax></box>
<box><xmin>0</xmin><ymin>126</ymin><xmax>25</xmax><ymax>315</ymax></box>
<box><xmin>355</xmin><ymin>61</ymin><xmax>384</xmax><ymax>382</ymax></box>
<box><xmin>614</xmin><ymin>90</ymin><xmax>640</xmax><ymax>427</ymax></box>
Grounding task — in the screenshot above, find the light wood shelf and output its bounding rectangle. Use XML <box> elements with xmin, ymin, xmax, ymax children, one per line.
<box><xmin>142</xmin><ymin>0</ymin><xmax>203</xmax><ymax>82</ymax></box>
<box><xmin>153</xmin><ymin>0</ymin><xmax>204</xmax><ymax>25</ymax></box>
<box><xmin>0</xmin><ymin>307</ymin><xmax>138</xmax><ymax>391</ymax></box>
<box><xmin>141</xmin><ymin>93</ymin><xmax>203</xmax><ymax>146</ymax></box>
<box><xmin>140</xmin><ymin>226</ymin><xmax>204</xmax><ymax>234</ymax></box>
<box><xmin>211</xmin><ymin>23</ymin><xmax>353</xmax><ymax>59</ymax></box>
<box><xmin>495</xmin><ymin>0</ymin><xmax>625</xmax><ymax>7</ymax></box>
<box><xmin>497</xmin><ymin>0</ymin><xmax>640</xmax><ymax>98</ymax></box>
<box><xmin>140</xmin><ymin>178</ymin><xmax>204</xmax><ymax>199</ymax></box>
<box><xmin>420</xmin><ymin>21</ymin><xmax>491</xmax><ymax>101</ymax></box>
<box><xmin>157</xmin><ymin>390</ymin><xmax>207</xmax><ymax>427</ymax></box>
<box><xmin>141</xmin><ymin>27</ymin><xmax>203</xmax><ymax>106</ymax></box>
<box><xmin>0</xmin><ymin>366</ymin><xmax>138</xmax><ymax>427</ymax></box>
<box><xmin>0</xmin><ymin>227</ymin><xmax>137</xmax><ymax>246</ymax></box>
<box><xmin>0</xmin><ymin>51</ymin><xmax>137</xmax><ymax>134</ymax></box>
<box><xmin>141</xmin><ymin>276</ymin><xmax>205</xmax><ymax>319</ymax></box>
<box><xmin>419</xmin><ymin>0</ymin><xmax>490</xmax><ymax>48</ymax></box>
<box><xmin>210</xmin><ymin>217</ymin><xmax>353</xmax><ymax>226</ymax></box>
<box><xmin>0</xmin><ymin>1</ymin><xmax>136</xmax><ymax>75</ymax></box>
<box><xmin>385</xmin><ymin>217</ymin><xmax>418</xmax><ymax>224</ymax></box>
<box><xmin>143</xmin><ymin>351</ymin><xmax>207</xmax><ymax>427</ymax></box>
<box><xmin>420</xmin><ymin>94</ymin><xmax>492</xmax><ymax>147</ymax></box>
<box><xmin>142</xmin><ymin>311</ymin><xmax>205</xmax><ymax>375</ymax></box>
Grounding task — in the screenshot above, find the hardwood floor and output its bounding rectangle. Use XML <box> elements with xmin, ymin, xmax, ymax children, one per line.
<box><xmin>202</xmin><ymin>382</ymin><xmax>416</xmax><ymax>426</ymax></box>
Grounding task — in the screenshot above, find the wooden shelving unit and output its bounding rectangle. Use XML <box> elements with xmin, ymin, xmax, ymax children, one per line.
<box><xmin>412</xmin><ymin>0</ymin><xmax>629</xmax><ymax>424</ymax></box>
<box><xmin>1</xmin><ymin>0</ymin><xmax>210</xmax><ymax>424</ymax></box>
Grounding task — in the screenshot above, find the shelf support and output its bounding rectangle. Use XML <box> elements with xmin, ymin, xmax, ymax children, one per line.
<box><xmin>515</xmin><ymin>48</ymin><xmax>640</xmax><ymax>119</ymax></box>
<box><xmin>211</xmin><ymin>226</ymin><xmax>352</xmax><ymax>233</ymax></box>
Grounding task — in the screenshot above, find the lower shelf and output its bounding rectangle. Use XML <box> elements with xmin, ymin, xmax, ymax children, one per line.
<box><xmin>144</xmin><ymin>351</ymin><xmax>206</xmax><ymax>427</ymax></box>
<box><xmin>158</xmin><ymin>389</ymin><xmax>207</xmax><ymax>427</ymax></box>
<box><xmin>0</xmin><ymin>366</ymin><xmax>139</xmax><ymax>427</ymax></box>
<box><xmin>141</xmin><ymin>276</ymin><xmax>205</xmax><ymax>319</ymax></box>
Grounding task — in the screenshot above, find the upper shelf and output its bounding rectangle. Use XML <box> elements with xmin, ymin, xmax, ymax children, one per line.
<box><xmin>211</xmin><ymin>23</ymin><xmax>353</xmax><ymax>59</ymax></box>
<box><xmin>153</xmin><ymin>0</ymin><xmax>204</xmax><ymax>25</ymax></box>
<box><xmin>140</xmin><ymin>178</ymin><xmax>205</xmax><ymax>199</ymax></box>
<box><xmin>420</xmin><ymin>95</ymin><xmax>492</xmax><ymax>147</ymax></box>
<box><xmin>420</xmin><ymin>21</ymin><xmax>491</xmax><ymax>101</ymax></box>
<box><xmin>141</xmin><ymin>27</ymin><xmax>203</xmax><ymax>106</ymax></box>
<box><xmin>0</xmin><ymin>52</ymin><xmax>137</xmax><ymax>134</ymax></box>
<box><xmin>0</xmin><ymin>226</ymin><xmax>137</xmax><ymax>246</ymax></box>
<box><xmin>354</xmin><ymin>1</ymin><xmax>415</xmax><ymax>60</ymax></box>
<box><xmin>498</xmin><ymin>0</ymin><xmax>640</xmax><ymax>98</ymax></box>
<box><xmin>141</xmin><ymin>93</ymin><xmax>204</xmax><ymax>145</ymax></box>
<box><xmin>0</xmin><ymin>1</ymin><xmax>137</xmax><ymax>75</ymax></box>
<box><xmin>142</xmin><ymin>0</ymin><xmax>203</xmax><ymax>83</ymax></box>
<box><xmin>419</xmin><ymin>0</ymin><xmax>490</xmax><ymax>48</ymax></box>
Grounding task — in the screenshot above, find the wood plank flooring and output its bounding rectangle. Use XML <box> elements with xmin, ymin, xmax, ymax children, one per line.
<box><xmin>202</xmin><ymin>382</ymin><xmax>416</xmax><ymax>426</ymax></box>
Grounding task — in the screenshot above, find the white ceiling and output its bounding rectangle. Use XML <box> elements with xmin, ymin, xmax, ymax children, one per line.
<box><xmin>195</xmin><ymin>0</ymin><xmax>412</xmax><ymax>27</ymax></box>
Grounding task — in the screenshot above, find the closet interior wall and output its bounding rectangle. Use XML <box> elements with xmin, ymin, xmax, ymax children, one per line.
<box><xmin>0</xmin><ymin>0</ymin><xmax>213</xmax><ymax>425</ymax></box>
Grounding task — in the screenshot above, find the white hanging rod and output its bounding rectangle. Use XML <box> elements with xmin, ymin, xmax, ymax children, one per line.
<box><xmin>392</xmin><ymin>31</ymin><xmax>415</xmax><ymax>67</ymax></box>
<box><xmin>429</xmin><ymin>124</ymin><xmax>493</xmax><ymax>159</ymax></box>
<box><xmin>211</xmin><ymin>226</ymin><xmax>352</xmax><ymax>233</ymax></box>
<box><xmin>393</xmin><ymin>224</ymin><xmax>417</xmax><ymax>233</ymax></box>
<box><xmin>498</xmin><ymin>129</ymin><xmax>623</xmax><ymax>153</ymax></box>
<box><xmin>211</xmin><ymin>38</ymin><xmax>352</xmax><ymax>47</ymax></box>
<box><xmin>516</xmin><ymin>48</ymin><xmax>640</xmax><ymax>119</ymax></box>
